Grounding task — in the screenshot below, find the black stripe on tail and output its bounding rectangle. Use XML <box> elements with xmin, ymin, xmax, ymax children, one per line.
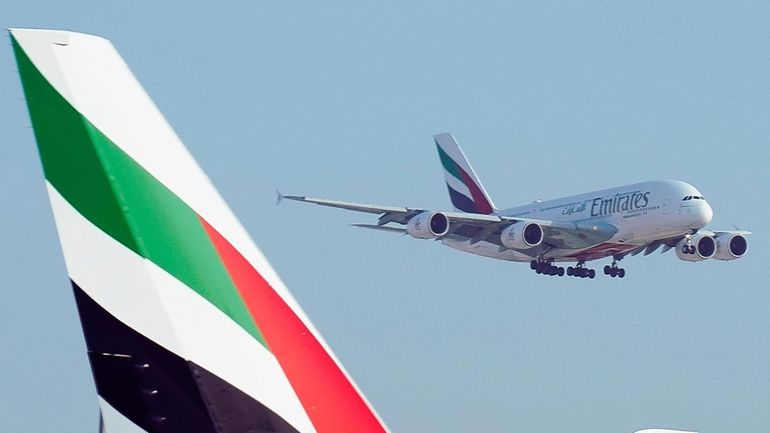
<box><xmin>72</xmin><ymin>281</ymin><xmax>300</xmax><ymax>433</ymax></box>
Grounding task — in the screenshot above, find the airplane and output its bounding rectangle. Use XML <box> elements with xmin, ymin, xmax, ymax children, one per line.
<box><xmin>11</xmin><ymin>27</ymin><xmax>699</xmax><ymax>433</ymax></box>
<box><xmin>280</xmin><ymin>133</ymin><xmax>750</xmax><ymax>279</ymax></box>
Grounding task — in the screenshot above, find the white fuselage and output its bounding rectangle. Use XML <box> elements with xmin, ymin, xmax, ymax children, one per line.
<box><xmin>442</xmin><ymin>180</ymin><xmax>714</xmax><ymax>263</ymax></box>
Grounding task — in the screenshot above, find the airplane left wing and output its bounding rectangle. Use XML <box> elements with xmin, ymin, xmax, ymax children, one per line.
<box><xmin>278</xmin><ymin>192</ymin><xmax>411</xmax><ymax>216</ymax></box>
<box><xmin>279</xmin><ymin>193</ymin><xmax>618</xmax><ymax>252</ymax></box>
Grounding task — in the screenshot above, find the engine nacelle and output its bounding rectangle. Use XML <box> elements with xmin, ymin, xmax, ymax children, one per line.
<box><xmin>713</xmin><ymin>233</ymin><xmax>748</xmax><ymax>261</ymax></box>
<box><xmin>406</xmin><ymin>211</ymin><xmax>449</xmax><ymax>239</ymax></box>
<box><xmin>500</xmin><ymin>222</ymin><xmax>544</xmax><ymax>249</ymax></box>
<box><xmin>675</xmin><ymin>233</ymin><xmax>716</xmax><ymax>262</ymax></box>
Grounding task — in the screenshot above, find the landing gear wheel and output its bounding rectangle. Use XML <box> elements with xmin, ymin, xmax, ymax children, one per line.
<box><xmin>533</xmin><ymin>260</ymin><xmax>565</xmax><ymax>277</ymax></box>
<box><xmin>617</xmin><ymin>268</ymin><xmax>625</xmax><ymax>278</ymax></box>
<box><xmin>588</xmin><ymin>269</ymin><xmax>595</xmax><ymax>279</ymax></box>
<box><xmin>566</xmin><ymin>266</ymin><xmax>573</xmax><ymax>276</ymax></box>
<box><xmin>604</xmin><ymin>265</ymin><xmax>611</xmax><ymax>275</ymax></box>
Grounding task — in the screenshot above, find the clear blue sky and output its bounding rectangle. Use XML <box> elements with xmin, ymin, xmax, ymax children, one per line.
<box><xmin>1</xmin><ymin>2</ymin><xmax>769</xmax><ymax>433</ymax></box>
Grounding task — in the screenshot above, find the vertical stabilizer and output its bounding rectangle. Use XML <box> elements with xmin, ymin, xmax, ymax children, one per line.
<box><xmin>12</xmin><ymin>28</ymin><xmax>389</xmax><ymax>433</ymax></box>
<box><xmin>434</xmin><ymin>132</ymin><xmax>496</xmax><ymax>214</ymax></box>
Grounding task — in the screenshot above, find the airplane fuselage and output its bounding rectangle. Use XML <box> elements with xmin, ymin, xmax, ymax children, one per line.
<box><xmin>442</xmin><ymin>179</ymin><xmax>714</xmax><ymax>263</ymax></box>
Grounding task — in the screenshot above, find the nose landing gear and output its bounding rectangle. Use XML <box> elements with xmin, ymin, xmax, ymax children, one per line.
<box><xmin>603</xmin><ymin>258</ymin><xmax>626</xmax><ymax>278</ymax></box>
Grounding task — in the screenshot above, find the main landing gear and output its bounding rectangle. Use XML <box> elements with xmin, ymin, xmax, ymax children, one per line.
<box><xmin>566</xmin><ymin>262</ymin><xmax>595</xmax><ymax>279</ymax></box>
<box><xmin>530</xmin><ymin>259</ymin><xmax>565</xmax><ymax>277</ymax></box>
<box><xmin>530</xmin><ymin>258</ymin><xmax>628</xmax><ymax>280</ymax></box>
<box><xmin>603</xmin><ymin>259</ymin><xmax>626</xmax><ymax>278</ymax></box>
<box><xmin>530</xmin><ymin>259</ymin><xmax>596</xmax><ymax>278</ymax></box>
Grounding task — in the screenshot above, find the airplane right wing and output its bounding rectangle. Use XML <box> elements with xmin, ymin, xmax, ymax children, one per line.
<box><xmin>279</xmin><ymin>193</ymin><xmax>618</xmax><ymax>253</ymax></box>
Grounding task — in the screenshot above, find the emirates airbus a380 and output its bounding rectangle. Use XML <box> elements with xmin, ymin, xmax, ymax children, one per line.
<box><xmin>281</xmin><ymin>133</ymin><xmax>750</xmax><ymax>279</ymax></box>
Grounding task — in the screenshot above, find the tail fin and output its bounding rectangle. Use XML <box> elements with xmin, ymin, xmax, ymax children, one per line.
<box><xmin>12</xmin><ymin>28</ymin><xmax>389</xmax><ymax>433</ymax></box>
<box><xmin>434</xmin><ymin>132</ymin><xmax>496</xmax><ymax>214</ymax></box>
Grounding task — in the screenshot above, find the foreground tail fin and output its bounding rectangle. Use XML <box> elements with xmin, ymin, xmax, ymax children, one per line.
<box><xmin>434</xmin><ymin>132</ymin><xmax>496</xmax><ymax>214</ymax></box>
<box><xmin>12</xmin><ymin>28</ymin><xmax>388</xmax><ymax>433</ymax></box>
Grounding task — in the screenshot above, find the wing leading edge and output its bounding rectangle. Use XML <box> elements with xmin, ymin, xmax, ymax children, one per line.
<box><xmin>279</xmin><ymin>193</ymin><xmax>618</xmax><ymax>252</ymax></box>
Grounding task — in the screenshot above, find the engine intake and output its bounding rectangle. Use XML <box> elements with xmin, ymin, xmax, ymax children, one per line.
<box><xmin>406</xmin><ymin>211</ymin><xmax>449</xmax><ymax>239</ymax></box>
<box><xmin>675</xmin><ymin>233</ymin><xmax>716</xmax><ymax>262</ymax></box>
<box><xmin>501</xmin><ymin>222</ymin><xmax>544</xmax><ymax>249</ymax></box>
<box><xmin>713</xmin><ymin>233</ymin><xmax>747</xmax><ymax>261</ymax></box>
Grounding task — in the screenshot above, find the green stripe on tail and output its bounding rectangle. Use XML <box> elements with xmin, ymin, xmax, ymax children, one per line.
<box><xmin>13</xmin><ymin>36</ymin><xmax>266</xmax><ymax>348</ymax></box>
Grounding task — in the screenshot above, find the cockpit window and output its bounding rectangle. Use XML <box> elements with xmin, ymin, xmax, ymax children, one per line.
<box><xmin>683</xmin><ymin>196</ymin><xmax>692</xmax><ymax>201</ymax></box>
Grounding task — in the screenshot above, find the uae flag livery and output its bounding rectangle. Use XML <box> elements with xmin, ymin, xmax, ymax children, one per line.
<box><xmin>12</xmin><ymin>28</ymin><xmax>389</xmax><ymax>433</ymax></box>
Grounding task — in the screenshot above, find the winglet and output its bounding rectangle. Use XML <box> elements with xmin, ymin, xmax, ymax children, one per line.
<box><xmin>275</xmin><ymin>190</ymin><xmax>307</xmax><ymax>205</ymax></box>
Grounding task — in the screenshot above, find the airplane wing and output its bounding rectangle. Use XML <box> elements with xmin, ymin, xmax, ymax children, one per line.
<box><xmin>279</xmin><ymin>193</ymin><xmax>618</xmax><ymax>251</ymax></box>
<box><xmin>618</xmin><ymin>229</ymin><xmax>752</xmax><ymax>259</ymax></box>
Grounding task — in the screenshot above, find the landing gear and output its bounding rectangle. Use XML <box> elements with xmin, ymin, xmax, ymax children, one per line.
<box><xmin>531</xmin><ymin>256</ymin><xmax>629</xmax><ymax>280</ymax></box>
<box><xmin>530</xmin><ymin>259</ymin><xmax>565</xmax><ymax>277</ymax></box>
<box><xmin>680</xmin><ymin>234</ymin><xmax>697</xmax><ymax>255</ymax></box>
<box><xmin>603</xmin><ymin>258</ymin><xmax>626</xmax><ymax>278</ymax></box>
<box><xmin>567</xmin><ymin>262</ymin><xmax>595</xmax><ymax>279</ymax></box>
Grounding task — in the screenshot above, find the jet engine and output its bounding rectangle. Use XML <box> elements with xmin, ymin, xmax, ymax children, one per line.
<box><xmin>675</xmin><ymin>233</ymin><xmax>716</xmax><ymax>262</ymax></box>
<box><xmin>713</xmin><ymin>233</ymin><xmax>748</xmax><ymax>261</ymax></box>
<box><xmin>501</xmin><ymin>222</ymin><xmax>544</xmax><ymax>249</ymax></box>
<box><xmin>406</xmin><ymin>211</ymin><xmax>450</xmax><ymax>239</ymax></box>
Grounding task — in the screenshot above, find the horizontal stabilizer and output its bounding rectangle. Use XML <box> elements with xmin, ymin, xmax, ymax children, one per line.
<box><xmin>352</xmin><ymin>224</ymin><xmax>408</xmax><ymax>234</ymax></box>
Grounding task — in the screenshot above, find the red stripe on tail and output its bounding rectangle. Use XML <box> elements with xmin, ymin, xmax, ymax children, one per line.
<box><xmin>459</xmin><ymin>170</ymin><xmax>493</xmax><ymax>214</ymax></box>
<box><xmin>200</xmin><ymin>217</ymin><xmax>387</xmax><ymax>433</ymax></box>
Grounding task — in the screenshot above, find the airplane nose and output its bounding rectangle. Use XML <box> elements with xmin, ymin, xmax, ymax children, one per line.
<box><xmin>699</xmin><ymin>201</ymin><xmax>714</xmax><ymax>227</ymax></box>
